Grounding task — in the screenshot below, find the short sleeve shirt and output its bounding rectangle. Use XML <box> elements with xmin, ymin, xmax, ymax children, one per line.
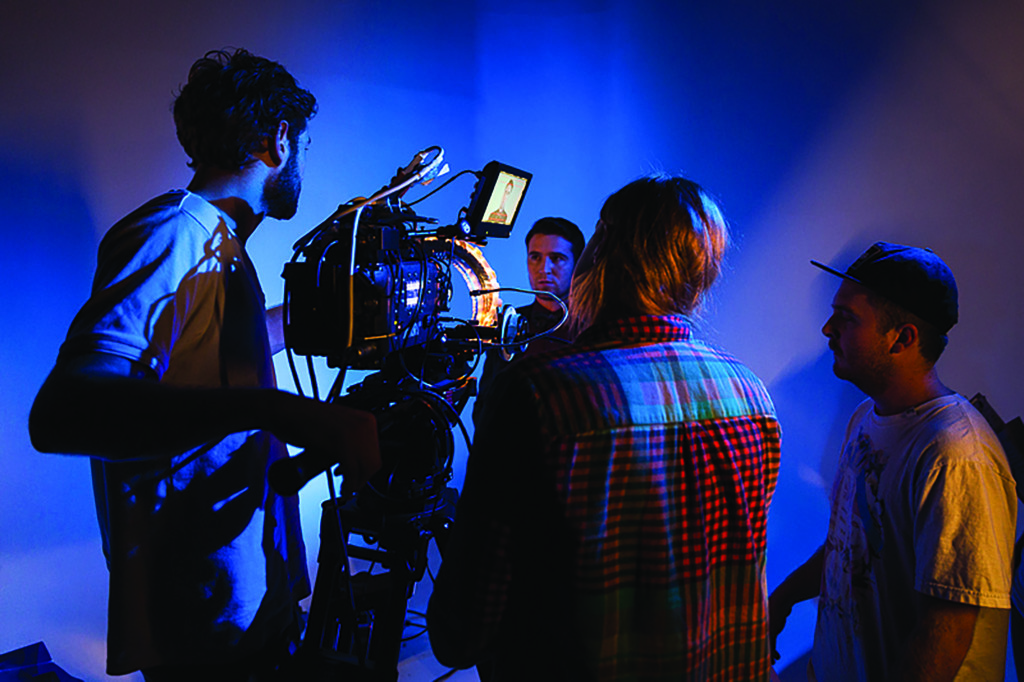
<box><xmin>811</xmin><ymin>394</ymin><xmax>1016</xmax><ymax>682</ymax></box>
<box><xmin>59</xmin><ymin>190</ymin><xmax>309</xmax><ymax>673</ymax></box>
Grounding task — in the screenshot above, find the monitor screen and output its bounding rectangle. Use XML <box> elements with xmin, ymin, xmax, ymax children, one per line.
<box><xmin>465</xmin><ymin>162</ymin><xmax>532</xmax><ymax>240</ymax></box>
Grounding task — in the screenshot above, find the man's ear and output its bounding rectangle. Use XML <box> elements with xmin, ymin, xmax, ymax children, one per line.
<box><xmin>889</xmin><ymin>324</ymin><xmax>919</xmax><ymax>355</ymax></box>
<box><xmin>268</xmin><ymin>120</ymin><xmax>290</xmax><ymax>167</ymax></box>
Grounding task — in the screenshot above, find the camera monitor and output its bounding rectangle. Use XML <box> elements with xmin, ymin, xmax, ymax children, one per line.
<box><xmin>465</xmin><ymin>161</ymin><xmax>532</xmax><ymax>240</ymax></box>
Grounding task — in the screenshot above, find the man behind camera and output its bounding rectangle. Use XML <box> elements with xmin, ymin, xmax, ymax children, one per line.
<box><xmin>428</xmin><ymin>174</ymin><xmax>781</xmax><ymax>680</ymax></box>
<box><xmin>472</xmin><ymin>216</ymin><xmax>584</xmax><ymax>426</ymax></box>
<box><xmin>29</xmin><ymin>49</ymin><xmax>380</xmax><ymax>681</ymax></box>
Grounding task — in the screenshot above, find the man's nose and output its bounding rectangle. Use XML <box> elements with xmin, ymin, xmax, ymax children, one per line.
<box><xmin>822</xmin><ymin>316</ymin><xmax>835</xmax><ymax>338</ymax></box>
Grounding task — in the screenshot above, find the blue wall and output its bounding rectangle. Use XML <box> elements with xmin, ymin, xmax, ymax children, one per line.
<box><xmin>3</xmin><ymin>1</ymin><xmax>1023</xmax><ymax>679</ymax></box>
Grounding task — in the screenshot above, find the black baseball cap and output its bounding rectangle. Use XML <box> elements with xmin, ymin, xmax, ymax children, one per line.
<box><xmin>811</xmin><ymin>242</ymin><xmax>958</xmax><ymax>333</ymax></box>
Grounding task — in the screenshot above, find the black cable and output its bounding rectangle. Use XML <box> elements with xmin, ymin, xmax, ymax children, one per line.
<box><xmin>306</xmin><ymin>354</ymin><xmax>319</xmax><ymax>401</ymax></box>
<box><xmin>286</xmin><ymin>346</ymin><xmax>305</xmax><ymax>398</ymax></box>
<box><xmin>471</xmin><ymin>286</ymin><xmax>571</xmax><ymax>348</ymax></box>
<box><xmin>405</xmin><ymin>169</ymin><xmax>477</xmax><ymax>207</ymax></box>
<box><xmin>327</xmin><ymin>369</ymin><xmax>348</xmax><ymax>402</ymax></box>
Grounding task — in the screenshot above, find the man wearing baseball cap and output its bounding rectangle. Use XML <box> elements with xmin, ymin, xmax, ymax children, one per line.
<box><xmin>768</xmin><ymin>243</ymin><xmax>1016</xmax><ymax>681</ymax></box>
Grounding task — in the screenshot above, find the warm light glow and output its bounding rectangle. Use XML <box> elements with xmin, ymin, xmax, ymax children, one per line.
<box><xmin>421</xmin><ymin>237</ymin><xmax>501</xmax><ymax>327</ymax></box>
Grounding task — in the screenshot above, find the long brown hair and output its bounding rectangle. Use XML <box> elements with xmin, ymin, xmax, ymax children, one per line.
<box><xmin>570</xmin><ymin>174</ymin><xmax>728</xmax><ymax>333</ymax></box>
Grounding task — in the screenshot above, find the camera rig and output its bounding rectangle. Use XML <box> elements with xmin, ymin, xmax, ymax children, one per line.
<box><xmin>270</xmin><ymin>148</ymin><xmax>536</xmax><ymax>680</ymax></box>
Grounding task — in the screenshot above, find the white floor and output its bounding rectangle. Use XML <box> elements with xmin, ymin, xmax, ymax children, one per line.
<box><xmin>396</xmin><ymin>650</ymin><xmax>480</xmax><ymax>681</ymax></box>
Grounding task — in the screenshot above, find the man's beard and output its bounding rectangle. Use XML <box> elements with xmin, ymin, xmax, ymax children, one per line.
<box><xmin>264</xmin><ymin>147</ymin><xmax>301</xmax><ymax>220</ymax></box>
<box><xmin>832</xmin><ymin>344</ymin><xmax>893</xmax><ymax>398</ymax></box>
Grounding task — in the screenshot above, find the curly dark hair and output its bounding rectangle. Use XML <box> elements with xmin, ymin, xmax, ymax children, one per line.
<box><xmin>173</xmin><ymin>48</ymin><xmax>318</xmax><ymax>170</ymax></box>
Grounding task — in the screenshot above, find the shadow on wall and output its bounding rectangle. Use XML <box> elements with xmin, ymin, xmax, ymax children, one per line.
<box><xmin>766</xmin><ymin>350</ymin><xmax>866</xmax><ymax>582</ymax></box>
<box><xmin>762</xmin><ymin>350</ymin><xmax>866</xmax><ymax>672</ymax></box>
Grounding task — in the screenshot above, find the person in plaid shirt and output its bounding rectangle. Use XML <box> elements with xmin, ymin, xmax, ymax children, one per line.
<box><xmin>427</xmin><ymin>173</ymin><xmax>781</xmax><ymax>680</ymax></box>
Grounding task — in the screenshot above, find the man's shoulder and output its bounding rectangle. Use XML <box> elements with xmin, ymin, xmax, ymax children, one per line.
<box><xmin>114</xmin><ymin>189</ymin><xmax>188</xmax><ymax>223</ymax></box>
<box><xmin>517</xmin><ymin>301</ymin><xmax>541</xmax><ymax>316</ymax></box>
<box><xmin>895</xmin><ymin>394</ymin><xmax>1013</xmax><ymax>479</ymax></box>
<box><xmin>912</xmin><ymin>394</ymin><xmax>991</xmax><ymax>440</ymax></box>
<box><xmin>106</xmin><ymin>190</ymin><xmax>219</xmax><ymax>238</ymax></box>
<box><xmin>520</xmin><ymin>302</ymin><xmax>570</xmax><ymax>339</ymax></box>
<box><xmin>99</xmin><ymin>190</ymin><xmax>224</xmax><ymax>255</ymax></box>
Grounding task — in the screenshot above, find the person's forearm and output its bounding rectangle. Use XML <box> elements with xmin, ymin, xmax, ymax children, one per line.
<box><xmin>31</xmin><ymin>351</ymin><xmax>381</xmax><ymax>492</ymax></box>
<box><xmin>30</xmin><ymin>364</ymin><xmax>297</xmax><ymax>460</ymax></box>
<box><xmin>889</xmin><ymin>596</ymin><xmax>978</xmax><ymax>682</ymax></box>
<box><xmin>772</xmin><ymin>545</ymin><xmax>825</xmax><ymax>607</ymax></box>
<box><xmin>769</xmin><ymin>545</ymin><xmax>825</xmax><ymax>660</ymax></box>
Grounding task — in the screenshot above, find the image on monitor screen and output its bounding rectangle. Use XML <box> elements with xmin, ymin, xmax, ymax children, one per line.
<box><xmin>482</xmin><ymin>172</ymin><xmax>527</xmax><ymax>226</ymax></box>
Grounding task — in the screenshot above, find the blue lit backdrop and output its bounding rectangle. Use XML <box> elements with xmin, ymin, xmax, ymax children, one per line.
<box><xmin>2</xmin><ymin>1</ymin><xmax>1023</xmax><ymax>679</ymax></box>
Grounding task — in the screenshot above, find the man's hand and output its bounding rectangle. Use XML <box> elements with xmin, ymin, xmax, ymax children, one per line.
<box><xmin>269</xmin><ymin>398</ymin><xmax>382</xmax><ymax>494</ymax></box>
<box><xmin>327</xmin><ymin>403</ymin><xmax>381</xmax><ymax>494</ymax></box>
<box><xmin>768</xmin><ymin>590</ymin><xmax>794</xmax><ymax>662</ymax></box>
<box><xmin>766</xmin><ymin>545</ymin><xmax>825</xmax><ymax>663</ymax></box>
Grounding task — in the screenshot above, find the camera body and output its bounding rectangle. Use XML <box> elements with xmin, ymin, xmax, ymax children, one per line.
<box><xmin>283</xmin><ymin>217</ymin><xmax>448</xmax><ymax>370</ymax></box>
<box><xmin>283</xmin><ymin>159</ymin><xmax>532</xmax><ymax>373</ymax></box>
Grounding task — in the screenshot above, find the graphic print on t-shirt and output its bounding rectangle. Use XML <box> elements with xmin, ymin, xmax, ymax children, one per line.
<box><xmin>821</xmin><ymin>430</ymin><xmax>889</xmax><ymax>629</ymax></box>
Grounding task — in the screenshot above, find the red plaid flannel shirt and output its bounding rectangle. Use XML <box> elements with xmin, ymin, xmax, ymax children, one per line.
<box><xmin>429</xmin><ymin>316</ymin><xmax>781</xmax><ymax>680</ymax></box>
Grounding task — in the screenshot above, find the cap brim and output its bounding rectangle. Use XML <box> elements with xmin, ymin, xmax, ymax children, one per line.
<box><xmin>810</xmin><ymin>259</ymin><xmax>863</xmax><ymax>286</ymax></box>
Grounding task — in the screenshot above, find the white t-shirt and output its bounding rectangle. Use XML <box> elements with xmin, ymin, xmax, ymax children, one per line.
<box><xmin>810</xmin><ymin>394</ymin><xmax>1016</xmax><ymax>682</ymax></box>
<box><xmin>59</xmin><ymin>190</ymin><xmax>309</xmax><ymax>674</ymax></box>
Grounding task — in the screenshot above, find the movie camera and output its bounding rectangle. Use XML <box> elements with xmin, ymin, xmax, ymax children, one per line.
<box><xmin>268</xmin><ymin>147</ymin><xmax>539</xmax><ymax>680</ymax></box>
